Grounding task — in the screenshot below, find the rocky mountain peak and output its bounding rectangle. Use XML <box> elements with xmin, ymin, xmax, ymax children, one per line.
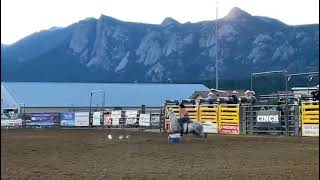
<box><xmin>225</xmin><ymin>7</ymin><xmax>252</xmax><ymax>19</ymax></box>
<box><xmin>161</xmin><ymin>17</ymin><xmax>180</xmax><ymax>27</ymax></box>
<box><xmin>99</xmin><ymin>14</ymin><xmax>122</xmax><ymax>23</ymax></box>
<box><xmin>1</xmin><ymin>10</ymin><xmax>319</xmax><ymax>83</ymax></box>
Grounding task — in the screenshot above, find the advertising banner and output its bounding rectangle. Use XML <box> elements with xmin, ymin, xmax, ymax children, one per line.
<box><xmin>125</xmin><ymin>110</ymin><xmax>138</xmax><ymax>125</ymax></box>
<box><xmin>112</xmin><ymin>118</ymin><xmax>120</xmax><ymax>126</ymax></box>
<box><xmin>60</xmin><ymin>112</ymin><xmax>75</xmax><ymax>126</ymax></box>
<box><xmin>1</xmin><ymin>119</ymin><xmax>22</xmax><ymax>127</ymax></box>
<box><xmin>111</xmin><ymin>111</ymin><xmax>122</xmax><ymax>126</ymax></box>
<box><xmin>139</xmin><ymin>114</ymin><xmax>150</xmax><ymax>126</ymax></box>
<box><xmin>75</xmin><ymin>112</ymin><xmax>89</xmax><ymax>126</ymax></box>
<box><xmin>1</xmin><ymin>113</ymin><xmax>19</xmax><ymax>120</ymax></box>
<box><xmin>150</xmin><ymin>114</ymin><xmax>160</xmax><ymax>126</ymax></box>
<box><xmin>92</xmin><ymin>112</ymin><xmax>102</xmax><ymax>126</ymax></box>
<box><xmin>202</xmin><ymin>122</ymin><xmax>218</xmax><ymax>133</ymax></box>
<box><xmin>302</xmin><ymin>124</ymin><xmax>319</xmax><ymax>136</ymax></box>
<box><xmin>104</xmin><ymin>114</ymin><xmax>112</xmax><ymax>126</ymax></box>
<box><xmin>1</xmin><ymin>113</ymin><xmax>22</xmax><ymax>127</ymax></box>
<box><xmin>220</xmin><ymin>124</ymin><xmax>239</xmax><ymax>134</ymax></box>
<box><xmin>256</xmin><ymin>109</ymin><xmax>281</xmax><ymax>128</ymax></box>
<box><xmin>26</xmin><ymin>114</ymin><xmax>55</xmax><ymax>126</ymax></box>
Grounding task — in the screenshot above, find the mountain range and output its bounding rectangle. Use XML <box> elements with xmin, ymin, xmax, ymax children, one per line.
<box><xmin>1</xmin><ymin>7</ymin><xmax>319</xmax><ymax>84</ymax></box>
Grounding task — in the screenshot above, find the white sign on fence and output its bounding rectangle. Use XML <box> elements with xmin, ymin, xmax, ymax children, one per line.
<box><xmin>125</xmin><ymin>110</ymin><xmax>138</xmax><ymax>125</ymax></box>
<box><xmin>92</xmin><ymin>112</ymin><xmax>102</xmax><ymax>126</ymax></box>
<box><xmin>111</xmin><ymin>111</ymin><xmax>122</xmax><ymax>126</ymax></box>
<box><xmin>1</xmin><ymin>119</ymin><xmax>22</xmax><ymax>127</ymax></box>
<box><xmin>302</xmin><ymin>124</ymin><xmax>319</xmax><ymax>137</ymax></box>
<box><xmin>139</xmin><ymin>114</ymin><xmax>151</xmax><ymax>126</ymax></box>
<box><xmin>111</xmin><ymin>110</ymin><xmax>122</xmax><ymax>116</ymax></box>
<box><xmin>151</xmin><ymin>114</ymin><xmax>160</xmax><ymax>126</ymax></box>
<box><xmin>75</xmin><ymin>112</ymin><xmax>89</xmax><ymax>126</ymax></box>
<box><xmin>112</xmin><ymin>118</ymin><xmax>120</xmax><ymax>125</ymax></box>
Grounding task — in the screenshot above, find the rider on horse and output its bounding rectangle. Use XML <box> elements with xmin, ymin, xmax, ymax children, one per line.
<box><xmin>178</xmin><ymin>103</ymin><xmax>190</xmax><ymax>136</ymax></box>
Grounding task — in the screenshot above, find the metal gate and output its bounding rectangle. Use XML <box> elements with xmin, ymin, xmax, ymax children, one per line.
<box><xmin>199</xmin><ymin>100</ymin><xmax>219</xmax><ymax>133</ymax></box>
<box><xmin>218</xmin><ymin>104</ymin><xmax>240</xmax><ymax>134</ymax></box>
<box><xmin>241</xmin><ymin>104</ymin><xmax>299</xmax><ymax>135</ymax></box>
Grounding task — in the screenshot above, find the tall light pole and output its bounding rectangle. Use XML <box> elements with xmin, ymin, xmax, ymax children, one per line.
<box><xmin>215</xmin><ymin>0</ymin><xmax>219</xmax><ymax>90</ymax></box>
<box><xmin>19</xmin><ymin>103</ymin><xmax>26</xmax><ymax>114</ymax></box>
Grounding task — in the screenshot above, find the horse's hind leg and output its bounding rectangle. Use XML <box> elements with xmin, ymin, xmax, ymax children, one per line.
<box><xmin>192</xmin><ymin>131</ymin><xmax>202</xmax><ymax>138</ymax></box>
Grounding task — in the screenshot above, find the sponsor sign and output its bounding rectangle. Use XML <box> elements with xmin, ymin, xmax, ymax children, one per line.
<box><xmin>125</xmin><ymin>110</ymin><xmax>138</xmax><ymax>125</ymax></box>
<box><xmin>302</xmin><ymin>124</ymin><xmax>319</xmax><ymax>136</ymax></box>
<box><xmin>104</xmin><ymin>114</ymin><xmax>112</xmax><ymax>126</ymax></box>
<box><xmin>220</xmin><ymin>124</ymin><xmax>239</xmax><ymax>134</ymax></box>
<box><xmin>60</xmin><ymin>112</ymin><xmax>75</xmax><ymax>126</ymax></box>
<box><xmin>111</xmin><ymin>111</ymin><xmax>122</xmax><ymax>126</ymax></box>
<box><xmin>139</xmin><ymin>114</ymin><xmax>150</xmax><ymax>126</ymax></box>
<box><xmin>1</xmin><ymin>113</ymin><xmax>22</xmax><ymax>127</ymax></box>
<box><xmin>26</xmin><ymin>114</ymin><xmax>55</xmax><ymax>126</ymax></box>
<box><xmin>1</xmin><ymin>119</ymin><xmax>22</xmax><ymax>127</ymax></box>
<box><xmin>151</xmin><ymin>114</ymin><xmax>160</xmax><ymax>126</ymax></box>
<box><xmin>112</xmin><ymin>118</ymin><xmax>120</xmax><ymax>126</ymax></box>
<box><xmin>92</xmin><ymin>112</ymin><xmax>102</xmax><ymax>126</ymax></box>
<box><xmin>1</xmin><ymin>113</ymin><xmax>19</xmax><ymax>120</ymax></box>
<box><xmin>202</xmin><ymin>122</ymin><xmax>218</xmax><ymax>133</ymax></box>
<box><xmin>75</xmin><ymin>112</ymin><xmax>89</xmax><ymax>126</ymax></box>
<box><xmin>256</xmin><ymin>109</ymin><xmax>281</xmax><ymax>128</ymax></box>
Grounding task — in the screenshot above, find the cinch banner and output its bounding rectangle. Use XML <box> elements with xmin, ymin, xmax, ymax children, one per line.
<box><xmin>256</xmin><ymin>109</ymin><xmax>281</xmax><ymax>128</ymax></box>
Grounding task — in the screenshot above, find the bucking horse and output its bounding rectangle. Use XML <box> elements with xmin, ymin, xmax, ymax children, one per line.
<box><xmin>167</xmin><ymin>110</ymin><xmax>207</xmax><ymax>138</ymax></box>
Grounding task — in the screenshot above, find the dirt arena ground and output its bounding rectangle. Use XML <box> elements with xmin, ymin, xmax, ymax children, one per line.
<box><xmin>1</xmin><ymin>129</ymin><xmax>319</xmax><ymax>180</ymax></box>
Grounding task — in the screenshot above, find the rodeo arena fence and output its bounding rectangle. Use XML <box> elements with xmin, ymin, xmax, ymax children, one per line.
<box><xmin>163</xmin><ymin>97</ymin><xmax>319</xmax><ymax>137</ymax></box>
<box><xmin>1</xmin><ymin>98</ymin><xmax>319</xmax><ymax>137</ymax></box>
<box><xmin>1</xmin><ymin>108</ymin><xmax>163</xmax><ymax>130</ymax></box>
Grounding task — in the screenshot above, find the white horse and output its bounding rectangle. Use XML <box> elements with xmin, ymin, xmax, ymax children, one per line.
<box><xmin>167</xmin><ymin>110</ymin><xmax>206</xmax><ymax>138</ymax></box>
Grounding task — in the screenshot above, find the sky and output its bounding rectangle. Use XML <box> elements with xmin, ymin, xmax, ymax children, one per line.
<box><xmin>1</xmin><ymin>0</ymin><xmax>319</xmax><ymax>45</ymax></box>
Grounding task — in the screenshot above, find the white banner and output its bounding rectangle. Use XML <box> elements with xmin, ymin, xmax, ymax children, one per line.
<box><xmin>125</xmin><ymin>110</ymin><xmax>138</xmax><ymax>117</ymax></box>
<box><xmin>302</xmin><ymin>124</ymin><xmax>319</xmax><ymax>137</ymax></box>
<box><xmin>1</xmin><ymin>119</ymin><xmax>22</xmax><ymax>127</ymax></box>
<box><xmin>111</xmin><ymin>110</ymin><xmax>122</xmax><ymax>117</ymax></box>
<box><xmin>126</xmin><ymin>118</ymin><xmax>137</xmax><ymax>125</ymax></box>
<box><xmin>92</xmin><ymin>112</ymin><xmax>102</xmax><ymax>126</ymax></box>
<box><xmin>75</xmin><ymin>112</ymin><xmax>89</xmax><ymax>126</ymax></box>
<box><xmin>111</xmin><ymin>111</ymin><xmax>122</xmax><ymax>126</ymax></box>
<box><xmin>112</xmin><ymin>118</ymin><xmax>120</xmax><ymax>126</ymax></box>
<box><xmin>125</xmin><ymin>110</ymin><xmax>138</xmax><ymax>125</ymax></box>
<box><xmin>202</xmin><ymin>122</ymin><xmax>218</xmax><ymax>133</ymax></box>
<box><xmin>139</xmin><ymin>114</ymin><xmax>150</xmax><ymax>126</ymax></box>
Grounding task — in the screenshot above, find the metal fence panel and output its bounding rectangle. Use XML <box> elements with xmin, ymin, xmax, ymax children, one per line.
<box><xmin>218</xmin><ymin>104</ymin><xmax>240</xmax><ymax>135</ymax></box>
<box><xmin>240</xmin><ymin>104</ymin><xmax>299</xmax><ymax>136</ymax></box>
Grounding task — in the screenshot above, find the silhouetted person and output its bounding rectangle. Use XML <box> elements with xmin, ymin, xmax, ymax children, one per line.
<box><xmin>311</xmin><ymin>85</ymin><xmax>319</xmax><ymax>101</ymax></box>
